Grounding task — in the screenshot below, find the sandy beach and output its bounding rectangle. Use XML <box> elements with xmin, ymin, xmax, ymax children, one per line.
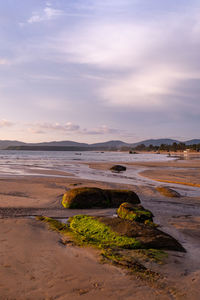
<box><xmin>0</xmin><ymin>158</ymin><xmax>200</xmax><ymax>300</ymax></box>
<box><xmin>1</xmin><ymin>0</ymin><xmax>200</xmax><ymax>298</ymax></box>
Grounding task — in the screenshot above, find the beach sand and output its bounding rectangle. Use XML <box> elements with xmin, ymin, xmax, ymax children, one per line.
<box><xmin>0</xmin><ymin>159</ymin><xmax>200</xmax><ymax>299</ymax></box>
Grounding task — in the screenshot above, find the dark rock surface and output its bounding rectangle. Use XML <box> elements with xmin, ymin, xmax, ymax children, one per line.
<box><xmin>117</xmin><ymin>202</ymin><xmax>153</xmax><ymax>223</ymax></box>
<box><xmin>110</xmin><ymin>165</ymin><xmax>127</xmax><ymax>172</ymax></box>
<box><xmin>98</xmin><ymin>217</ymin><xmax>185</xmax><ymax>252</ymax></box>
<box><xmin>62</xmin><ymin>187</ymin><xmax>140</xmax><ymax>209</ymax></box>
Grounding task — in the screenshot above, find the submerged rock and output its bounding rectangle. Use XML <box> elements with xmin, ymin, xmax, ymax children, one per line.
<box><xmin>98</xmin><ymin>217</ymin><xmax>185</xmax><ymax>252</ymax></box>
<box><xmin>129</xmin><ymin>151</ymin><xmax>137</xmax><ymax>154</ymax></box>
<box><xmin>117</xmin><ymin>202</ymin><xmax>153</xmax><ymax>223</ymax></box>
<box><xmin>62</xmin><ymin>187</ymin><xmax>140</xmax><ymax>209</ymax></box>
<box><xmin>156</xmin><ymin>186</ymin><xmax>181</xmax><ymax>198</ymax></box>
<box><xmin>110</xmin><ymin>165</ymin><xmax>126</xmax><ymax>172</ymax></box>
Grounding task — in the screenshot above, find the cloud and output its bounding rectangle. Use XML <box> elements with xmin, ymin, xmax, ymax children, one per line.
<box><xmin>101</xmin><ymin>67</ymin><xmax>200</xmax><ymax>108</ymax></box>
<box><xmin>1</xmin><ymin>0</ymin><xmax>200</xmax><ymax>143</ymax></box>
<box><xmin>28</xmin><ymin>128</ymin><xmax>45</xmax><ymax>134</ymax></box>
<box><xmin>44</xmin><ymin>7</ymin><xmax>200</xmax><ymax>112</ymax></box>
<box><xmin>28</xmin><ymin>122</ymin><xmax>119</xmax><ymax>136</ymax></box>
<box><xmin>84</xmin><ymin>125</ymin><xmax>119</xmax><ymax>135</ymax></box>
<box><xmin>28</xmin><ymin>6</ymin><xmax>63</xmax><ymax>24</ymax></box>
<box><xmin>29</xmin><ymin>122</ymin><xmax>80</xmax><ymax>133</ymax></box>
<box><xmin>71</xmin><ymin>0</ymin><xmax>138</xmax><ymax>14</ymax></box>
<box><xmin>0</xmin><ymin>119</ymin><xmax>14</xmax><ymax>127</ymax></box>
<box><xmin>0</xmin><ymin>59</ymin><xmax>10</xmax><ymax>65</ymax></box>
<box><xmin>52</xmin><ymin>22</ymin><xmax>151</xmax><ymax>69</ymax></box>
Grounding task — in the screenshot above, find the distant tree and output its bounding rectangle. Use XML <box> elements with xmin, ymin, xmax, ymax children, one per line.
<box><xmin>135</xmin><ymin>144</ymin><xmax>146</xmax><ymax>151</ymax></box>
<box><xmin>149</xmin><ymin>144</ymin><xmax>154</xmax><ymax>151</ymax></box>
<box><xmin>171</xmin><ymin>142</ymin><xmax>178</xmax><ymax>152</ymax></box>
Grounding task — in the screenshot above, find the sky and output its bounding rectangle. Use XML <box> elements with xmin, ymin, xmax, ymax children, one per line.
<box><xmin>0</xmin><ymin>0</ymin><xmax>200</xmax><ymax>143</ymax></box>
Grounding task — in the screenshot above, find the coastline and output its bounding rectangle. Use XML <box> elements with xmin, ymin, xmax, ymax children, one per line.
<box><xmin>0</xmin><ymin>158</ymin><xmax>200</xmax><ymax>299</ymax></box>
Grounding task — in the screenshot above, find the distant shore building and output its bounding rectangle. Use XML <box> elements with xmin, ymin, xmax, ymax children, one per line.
<box><xmin>183</xmin><ymin>149</ymin><xmax>195</xmax><ymax>156</ymax></box>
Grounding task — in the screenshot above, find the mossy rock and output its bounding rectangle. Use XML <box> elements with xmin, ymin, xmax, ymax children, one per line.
<box><xmin>62</xmin><ymin>187</ymin><xmax>140</xmax><ymax>209</ymax></box>
<box><xmin>98</xmin><ymin>217</ymin><xmax>185</xmax><ymax>252</ymax></box>
<box><xmin>117</xmin><ymin>202</ymin><xmax>153</xmax><ymax>223</ymax></box>
<box><xmin>62</xmin><ymin>187</ymin><xmax>109</xmax><ymax>208</ymax></box>
<box><xmin>156</xmin><ymin>186</ymin><xmax>181</xmax><ymax>198</ymax></box>
<box><xmin>110</xmin><ymin>165</ymin><xmax>126</xmax><ymax>172</ymax></box>
<box><xmin>68</xmin><ymin>215</ymin><xmax>141</xmax><ymax>249</ymax></box>
<box><xmin>38</xmin><ymin>214</ymin><xmax>185</xmax><ymax>252</ymax></box>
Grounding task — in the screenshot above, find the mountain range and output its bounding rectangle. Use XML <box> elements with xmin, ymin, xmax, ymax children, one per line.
<box><xmin>0</xmin><ymin>138</ymin><xmax>200</xmax><ymax>150</ymax></box>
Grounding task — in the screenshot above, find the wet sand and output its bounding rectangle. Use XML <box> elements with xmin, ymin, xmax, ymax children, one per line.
<box><xmin>0</xmin><ymin>159</ymin><xmax>200</xmax><ymax>299</ymax></box>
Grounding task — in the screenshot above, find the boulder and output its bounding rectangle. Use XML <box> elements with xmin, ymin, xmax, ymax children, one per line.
<box><xmin>110</xmin><ymin>165</ymin><xmax>126</xmax><ymax>172</ymax></box>
<box><xmin>62</xmin><ymin>187</ymin><xmax>140</xmax><ymax>209</ymax></box>
<box><xmin>117</xmin><ymin>202</ymin><xmax>153</xmax><ymax>223</ymax></box>
<box><xmin>98</xmin><ymin>217</ymin><xmax>185</xmax><ymax>252</ymax></box>
<box><xmin>156</xmin><ymin>186</ymin><xmax>181</xmax><ymax>198</ymax></box>
<box><xmin>62</xmin><ymin>187</ymin><xmax>108</xmax><ymax>208</ymax></box>
<box><xmin>106</xmin><ymin>190</ymin><xmax>140</xmax><ymax>207</ymax></box>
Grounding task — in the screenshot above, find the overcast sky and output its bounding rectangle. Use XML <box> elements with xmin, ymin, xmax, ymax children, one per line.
<box><xmin>0</xmin><ymin>0</ymin><xmax>199</xmax><ymax>143</ymax></box>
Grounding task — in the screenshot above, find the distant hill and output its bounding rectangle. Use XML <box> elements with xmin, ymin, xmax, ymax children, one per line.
<box><xmin>6</xmin><ymin>145</ymin><xmax>93</xmax><ymax>151</ymax></box>
<box><xmin>90</xmin><ymin>140</ymin><xmax>129</xmax><ymax>149</ymax></box>
<box><xmin>1</xmin><ymin>138</ymin><xmax>200</xmax><ymax>151</ymax></box>
<box><xmin>131</xmin><ymin>139</ymin><xmax>180</xmax><ymax>147</ymax></box>
<box><xmin>6</xmin><ymin>140</ymin><xmax>128</xmax><ymax>151</ymax></box>
<box><xmin>185</xmin><ymin>139</ymin><xmax>200</xmax><ymax>145</ymax></box>
<box><xmin>0</xmin><ymin>140</ymin><xmax>26</xmax><ymax>150</ymax></box>
<box><xmin>29</xmin><ymin>140</ymin><xmax>89</xmax><ymax>147</ymax></box>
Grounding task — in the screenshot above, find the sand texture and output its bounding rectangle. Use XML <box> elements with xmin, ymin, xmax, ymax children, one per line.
<box><xmin>0</xmin><ymin>158</ymin><xmax>200</xmax><ymax>299</ymax></box>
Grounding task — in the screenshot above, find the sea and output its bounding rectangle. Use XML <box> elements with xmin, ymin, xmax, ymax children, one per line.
<box><xmin>0</xmin><ymin>150</ymin><xmax>199</xmax><ymax>197</ymax></box>
<box><xmin>0</xmin><ymin>150</ymin><xmax>177</xmax><ymax>186</ymax></box>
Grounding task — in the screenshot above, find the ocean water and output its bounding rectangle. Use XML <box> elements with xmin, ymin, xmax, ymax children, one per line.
<box><xmin>0</xmin><ymin>150</ymin><xmax>175</xmax><ymax>174</ymax></box>
<box><xmin>0</xmin><ymin>150</ymin><xmax>175</xmax><ymax>182</ymax></box>
<box><xmin>0</xmin><ymin>150</ymin><xmax>198</xmax><ymax>196</ymax></box>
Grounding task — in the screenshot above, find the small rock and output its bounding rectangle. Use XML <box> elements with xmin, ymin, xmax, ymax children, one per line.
<box><xmin>110</xmin><ymin>165</ymin><xmax>126</xmax><ymax>172</ymax></box>
<box><xmin>156</xmin><ymin>186</ymin><xmax>181</xmax><ymax>198</ymax></box>
<box><xmin>117</xmin><ymin>202</ymin><xmax>153</xmax><ymax>223</ymax></box>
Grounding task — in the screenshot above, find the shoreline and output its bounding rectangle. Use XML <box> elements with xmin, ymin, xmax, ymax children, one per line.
<box><xmin>0</xmin><ymin>159</ymin><xmax>200</xmax><ymax>299</ymax></box>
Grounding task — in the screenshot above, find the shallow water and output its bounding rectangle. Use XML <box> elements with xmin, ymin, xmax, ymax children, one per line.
<box><xmin>0</xmin><ymin>150</ymin><xmax>199</xmax><ymax>197</ymax></box>
<box><xmin>0</xmin><ymin>150</ymin><xmax>173</xmax><ymax>186</ymax></box>
<box><xmin>0</xmin><ymin>150</ymin><xmax>175</xmax><ymax>177</ymax></box>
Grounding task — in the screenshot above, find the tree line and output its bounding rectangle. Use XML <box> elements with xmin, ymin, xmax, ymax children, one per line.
<box><xmin>121</xmin><ymin>142</ymin><xmax>200</xmax><ymax>152</ymax></box>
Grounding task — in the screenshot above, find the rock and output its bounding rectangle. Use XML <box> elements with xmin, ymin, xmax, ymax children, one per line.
<box><xmin>98</xmin><ymin>217</ymin><xmax>185</xmax><ymax>252</ymax></box>
<box><xmin>156</xmin><ymin>186</ymin><xmax>181</xmax><ymax>198</ymax></box>
<box><xmin>62</xmin><ymin>187</ymin><xmax>140</xmax><ymax>209</ymax></box>
<box><xmin>62</xmin><ymin>187</ymin><xmax>108</xmax><ymax>209</ymax></box>
<box><xmin>110</xmin><ymin>165</ymin><xmax>126</xmax><ymax>172</ymax></box>
<box><xmin>69</xmin><ymin>215</ymin><xmax>141</xmax><ymax>249</ymax></box>
<box><xmin>106</xmin><ymin>190</ymin><xmax>140</xmax><ymax>207</ymax></box>
<box><xmin>117</xmin><ymin>202</ymin><xmax>153</xmax><ymax>223</ymax></box>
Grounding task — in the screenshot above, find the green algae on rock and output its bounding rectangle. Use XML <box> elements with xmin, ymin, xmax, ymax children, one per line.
<box><xmin>37</xmin><ymin>213</ymin><xmax>185</xmax><ymax>283</ymax></box>
<box><xmin>69</xmin><ymin>215</ymin><xmax>141</xmax><ymax>249</ymax></box>
<box><xmin>62</xmin><ymin>187</ymin><xmax>140</xmax><ymax>209</ymax></box>
<box><xmin>36</xmin><ymin>216</ymin><xmax>69</xmax><ymax>233</ymax></box>
<box><xmin>117</xmin><ymin>202</ymin><xmax>153</xmax><ymax>223</ymax></box>
<box><xmin>156</xmin><ymin>186</ymin><xmax>181</xmax><ymax>198</ymax></box>
<box><xmin>37</xmin><ymin>215</ymin><xmax>185</xmax><ymax>252</ymax></box>
<box><xmin>36</xmin><ymin>215</ymin><xmax>162</xmax><ymax>280</ymax></box>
